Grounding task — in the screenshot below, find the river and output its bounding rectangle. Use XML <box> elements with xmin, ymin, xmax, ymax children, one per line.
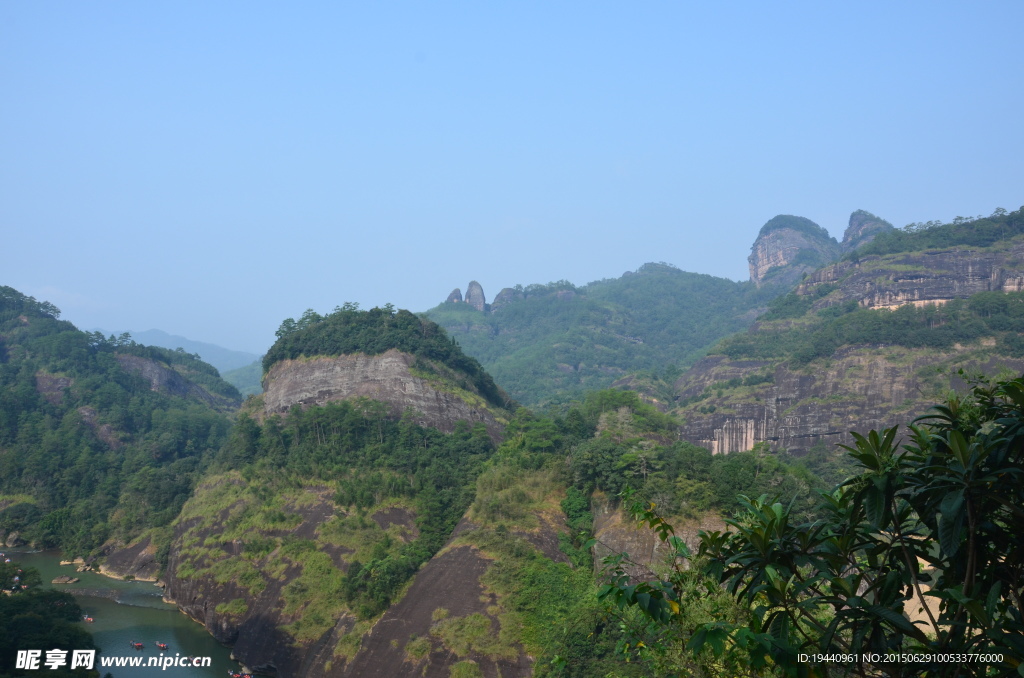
<box><xmin>6</xmin><ymin>549</ymin><xmax>252</xmax><ymax>677</ymax></box>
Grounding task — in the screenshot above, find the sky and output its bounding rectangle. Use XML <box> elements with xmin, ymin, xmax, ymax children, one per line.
<box><xmin>3</xmin><ymin>2</ymin><xmax>1022</xmax><ymax>354</ymax></box>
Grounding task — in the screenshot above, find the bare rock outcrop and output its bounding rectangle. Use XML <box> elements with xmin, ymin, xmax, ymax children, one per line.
<box><xmin>748</xmin><ymin>215</ymin><xmax>841</xmax><ymax>287</ymax></box>
<box><xmin>34</xmin><ymin>371</ymin><xmax>72</xmax><ymax>405</ymax></box>
<box><xmin>445</xmin><ymin>288</ymin><xmax>463</xmax><ymax>303</ymax></box>
<box><xmin>490</xmin><ymin>287</ymin><xmax>524</xmax><ymax>311</ymax></box>
<box><xmin>465</xmin><ymin>281</ymin><xmax>486</xmax><ymax>311</ymax></box>
<box><xmin>99</xmin><ymin>537</ymin><xmax>161</xmax><ymax>581</ymax></box>
<box><xmin>76</xmin><ymin>406</ymin><xmax>123</xmax><ymax>449</ymax></box>
<box><xmin>841</xmin><ymin>209</ymin><xmax>893</xmax><ymax>252</ymax></box>
<box><xmin>262</xmin><ymin>349</ymin><xmax>504</xmax><ymax>442</ymax></box>
<box><xmin>335</xmin><ymin>521</ymin><xmax>532</xmax><ymax>678</ymax></box>
<box><xmin>800</xmin><ymin>239</ymin><xmax>1024</xmax><ymax>310</ymax></box>
<box><xmin>675</xmin><ymin>349</ymin><xmax>1014</xmax><ymax>455</ymax></box>
<box><xmin>115</xmin><ymin>354</ymin><xmax>228</xmax><ymax>409</ymax></box>
<box><xmin>591</xmin><ymin>493</ymin><xmax>724</xmax><ymax>581</ymax></box>
<box><xmin>677</xmin><ymin>237</ymin><xmax>1024</xmax><ymax>455</ymax></box>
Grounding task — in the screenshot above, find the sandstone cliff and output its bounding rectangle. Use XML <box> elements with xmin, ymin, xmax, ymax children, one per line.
<box><xmin>446</xmin><ymin>288</ymin><xmax>463</xmax><ymax>303</ymax></box>
<box><xmin>674</xmin><ymin>345</ymin><xmax>1024</xmax><ymax>456</ymax></box>
<box><xmin>748</xmin><ymin>215</ymin><xmax>841</xmax><ymax>287</ymax></box>
<box><xmin>799</xmin><ymin>239</ymin><xmax>1024</xmax><ymax>310</ymax></box>
<box><xmin>675</xmin><ymin>235</ymin><xmax>1024</xmax><ymax>455</ymax></box>
<box><xmin>465</xmin><ymin>280</ymin><xmax>487</xmax><ymax>311</ymax></box>
<box><xmin>261</xmin><ymin>349</ymin><xmax>506</xmax><ymax>442</ymax></box>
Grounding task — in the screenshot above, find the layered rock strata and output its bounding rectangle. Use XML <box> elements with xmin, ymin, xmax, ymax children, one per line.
<box><xmin>262</xmin><ymin>349</ymin><xmax>504</xmax><ymax>442</ymax></box>
<box><xmin>748</xmin><ymin>215</ymin><xmax>841</xmax><ymax>287</ymax></box>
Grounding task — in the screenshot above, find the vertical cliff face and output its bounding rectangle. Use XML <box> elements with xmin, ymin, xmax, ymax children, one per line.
<box><xmin>261</xmin><ymin>350</ymin><xmax>506</xmax><ymax>442</ymax></box>
<box><xmin>799</xmin><ymin>239</ymin><xmax>1024</xmax><ymax>310</ymax></box>
<box><xmin>674</xmin><ymin>235</ymin><xmax>1024</xmax><ymax>455</ymax></box>
<box><xmin>674</xmin><ymin>347</ymin><xmax>1024</xmax><ymax>456</ymax></box>
<box><xmin>747</xmin><ymin>215</ymin><xmax>841</xmax><ymax>287</ymax></box>
<box><xmin>445</xmin><ymin>288</ymin><xmax>463</xmax><ymax>303</ymax></box>
<box><xmin>465</xmin><ymin>280</ymin><xmax>487</xmax><ymax>311</ymax></box>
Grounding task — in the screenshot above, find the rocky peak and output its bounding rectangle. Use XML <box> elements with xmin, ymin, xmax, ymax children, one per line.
<box><xmin>747</xmin><ymin>215</ymin><xmax>841</xmax><ymax>287</ymax></box>
<box><xmin>490</xmin><ymin>286</ymin><xmax>524</xmax><ymax>311</ymax></box>
<box><xmin>842</xmin><ymin>210</ymin><xmax>894</xmax><ymax>252</ymax></box>
<box><xmin>445</xmin><ymin>288</ymin><xmax>463</xmax><ymax>303</ymax></box>
<box><xmin>465</xmin><ymin>280</ymin><xmax>486</xmax><ymax>311</ymax></box>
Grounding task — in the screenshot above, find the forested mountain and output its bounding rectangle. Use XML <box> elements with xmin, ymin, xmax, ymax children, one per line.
<box><xmin>221</xmin><ymin>358</ymin><xmax>263</xmax><ymax>396</ymax></box>
<box><xmin>425</xmin><ymin>211</ymin><xmax>893</xmax><ymax>406</ymax></box>
<box><xmin>91</xmin><ymin>327</ymin><xmax>259</xmax><ymax>373</ymax></box>
<box><xmin>665</xmin><ymin>206</ymin><xmax>1024</xmax><ymax>455</ymax></box>
<box><xmin>6</xmin><ymin>205</ymin><xmax>1024</xmax><ymax>677</ymax></box>
<box><xmin>425</xmin><ymin>264</ymin><xmax>776</xmax><ymax>406</ymax></box>
<box><xmin>0</xmin><ymin>286</ymin><xmax>238</xmax><ymax>560</ymax></box>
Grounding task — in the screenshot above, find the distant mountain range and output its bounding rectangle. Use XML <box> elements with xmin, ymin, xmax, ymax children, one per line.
<box><xmin>90</xmin><ymin>327</ymin><xmax>259</xmax><ymax>374</ymax></box>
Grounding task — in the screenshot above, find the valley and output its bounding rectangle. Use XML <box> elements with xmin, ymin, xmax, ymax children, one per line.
<box><xmin>2</xmin><ymin>207</ymin><xmax>1023</xmax><ymax>677</ymax></box>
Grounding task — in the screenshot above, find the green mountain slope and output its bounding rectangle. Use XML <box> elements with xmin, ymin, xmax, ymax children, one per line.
<box><xmin>222</xmin><ymin>358</ymin><xmax>263</xmax><ymax>396</ymax></box>
<box><xmin>92</xmin><ymin>327</ymin><xmax>259</xmax><ymax>373</ymax></box>
<box><xmin>425</xmin><ymin>264</ymin><xmax>781</xmax><ymax>406</ymax></box>
<box><xmin>0</xmin><ymin>285</ymin><xmax>238</xmax><ymax>556</ymax></box>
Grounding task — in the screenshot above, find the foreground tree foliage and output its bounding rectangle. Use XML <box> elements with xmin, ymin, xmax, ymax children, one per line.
<box><xmin>601</xmin><ymin>376</ymin><xmax>1024</xmax><ymax>677</ymax></box>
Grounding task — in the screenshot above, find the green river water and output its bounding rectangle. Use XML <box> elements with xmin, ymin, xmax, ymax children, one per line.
<box><xmin>6</xmin><ymin>549</ymin><xmax>252</xmax><ymax>677</ymax></box>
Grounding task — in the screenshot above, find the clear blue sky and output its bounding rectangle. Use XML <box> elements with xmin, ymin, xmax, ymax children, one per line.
<box><xmin>3</xmin><ymin>2</ymin><xmax>1022</xmax><ymax>354</ymax></box>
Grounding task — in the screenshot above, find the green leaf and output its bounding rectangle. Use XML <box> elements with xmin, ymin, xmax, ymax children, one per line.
<box><xmin>937</xmin><ymin>489</ymin><xmax>964</xmax><ymax>557</ymax></box>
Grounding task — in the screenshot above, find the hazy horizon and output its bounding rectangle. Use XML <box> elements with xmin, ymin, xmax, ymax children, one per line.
<box><xmin>4</xmin><ymin>2</ymin><xmax>1022</xmax><ymax>354</ymax></box>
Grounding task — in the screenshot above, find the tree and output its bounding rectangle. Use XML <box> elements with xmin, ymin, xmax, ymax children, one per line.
<box><xmin>600</xmin><ymin>376</ymin><xmax>1024</xmax><ymax>677</ymax></box>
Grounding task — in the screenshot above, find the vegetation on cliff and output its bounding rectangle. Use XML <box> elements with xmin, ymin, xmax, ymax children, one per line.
<box><xmin>720</xmin><ymin>290</ymin><xmax>1024</xmax><ymax>366</ymax></box>
<box><xmin>850</xmin><ymin>205</ymin><xmax>1024</xmax><ymax>258</ymax></box>
<box><xmin>265</xmin><ymin>304</ymin><xmax>510</xmax><ymax>409</ymax></box>
<box><xmin>601</xmin><ymin>376</ymin><xmax>1024</xmax><ymax>677</ymax></box>
<box><xmin>434</xmin><ymin>390</ymin><xmax>834</xmax><ymax>676</ymax></box>
<box><xmin>176</xmin><ymin>399</ymin><xmax>494</xmax><ymax>650</ymax></box>
<box><xmin>426</xmin><ymin>264</ymin><xmax>781</xmax><ymax>405</ymax></box>
<box><xmin>756</xmin><ymin>215</ymin><xmax>837</xmax><ymax>244</ymax></box>
<box><xmin>0</xmin><ymin>286</ymin><xmax>235</xmax><ymax>555</ymax></box>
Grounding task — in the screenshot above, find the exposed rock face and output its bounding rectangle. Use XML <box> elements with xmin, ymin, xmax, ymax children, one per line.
<box><xmin>748</xmin><ymin>215</ymin><xmax>841</xmax><ymax>287</ymax></box>
<box><xmin>262</xmin><ymin>349</ymin><xmax>504</xmax><ymax>442</ymax></box>
<box><xmin>336</xmin><ymin>519</ymin><xmax>533</xmax><ymax>678</ymax></box>
<box><xmin>115</xmin><ymin>354</ymin><xmax>231</xmax><ymax>409</ymax></box>
<box><xmin>164</xmin><ymin>481</ymin><xmax>341</xmax><ymax>677</ymax></box>
<box><xmin>76</xmin><ymin>406</ymin><xmax>122</xmax><ymax>449</ymax></box>
<box><xmin>676</xmin><ymin>237</ymin><xmax>1024</xmax><ymax>455</ymax></box>
<box><xmin>675</xmin><ymin>348</ymin><xmax>1024</xmax><ymax>455</ymax></box>
<box><xmin>99</xmin><ymin>537</ymin><xmax>160</xmax><ymax>581</ymax></box>
<box><xmin>445</xmin><ymin>288</ymin><xmax>463</xmax><ymax>303</ymax></box>
<box><xmin>801</xmin><ymin>239</ymin><xmax>1024</xmax><ymax>310</ymax></box>
<box><xmin>465</xmin><ymin>281</ymin><xmax>486</xmax><ymax>311</ymax></box>
<box><xmin>490</xmin><ymin>287</ymin><xmax>524</xmax><ymax>311</ymax></box>
<box><xmin>591</xmin><ymin>494</ymin><xmax>725</xmax><ymax>581</ymax></box>
<box><xmin>165</xmin><ymin>486</ymin><xmax>535</xmax><ymax>678</ymax></box>
<box><xmin>842</xmin><ymin>210</ymin><xmax>893</xmax><ymax>252</ymax></box>
<box><xmin>34</xmin><ymin>371</ymin><xmax>72</xmax><ymax>405</ymax></box>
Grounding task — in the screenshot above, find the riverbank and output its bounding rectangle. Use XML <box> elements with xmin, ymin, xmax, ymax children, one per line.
<box><xmin>6</xmin><ymin>549</ymin><xmax>249</xmax><ymax>678</ymax></box>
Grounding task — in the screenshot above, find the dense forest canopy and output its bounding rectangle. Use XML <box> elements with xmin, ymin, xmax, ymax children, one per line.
<box><xmin>264</xmin><ymin>304</ymin><xmax>509</xmax><ymax>409</ymax></box>
<box><xmin>427</xmin><ymin>264</ymin><xmax>783</xmax><ymax>405</ymax></box>
<box><xmin>0</xmin><ymin>285</ymin><xmax>236</xmax><ymax>556</ymax></box>
<box><xmin>756</xmin><ymin>214</ymin><xmax>836</xmax><ymax>243</ymax></box>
